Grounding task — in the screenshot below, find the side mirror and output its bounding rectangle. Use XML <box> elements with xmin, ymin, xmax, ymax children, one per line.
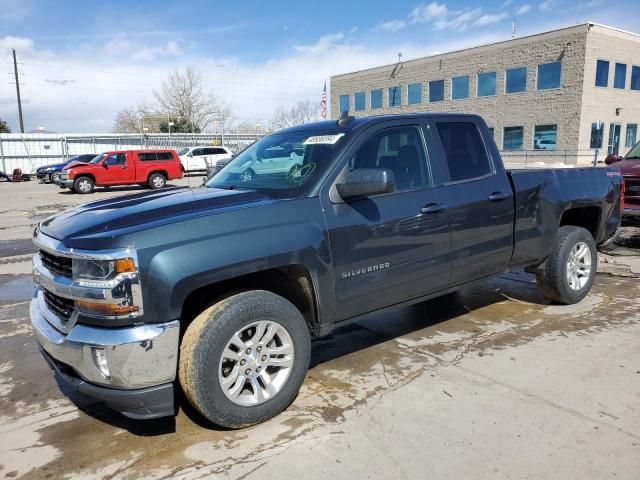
<box><xmin>187</xmin><ymin>152</ymin><xmax>193</xmax><ymax>157</ymax></box>
<box><xmin>102</xmin><ymin>161</ymin><xmax>109</xmax><ymax>168</ymax></box>
<box><xmin>604</xmin><ymin>154</ymin><xmax>623</xmax><ymax>165</ymax></box>
<box><xmin>336</xmin><ymin>168</ymin><xmax>395</xmax><ymax>201</ymax></box>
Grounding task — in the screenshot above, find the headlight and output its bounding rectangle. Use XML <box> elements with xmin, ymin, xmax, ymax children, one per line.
<box><xmin>71</xmin><ymin>256</ymin><xmax>141</xmax><ymax>317</ymax></box>
<box><xmin>73</xmin><ymin>257</ymin><xmax>135</xmax><ymax>283</ymax></box>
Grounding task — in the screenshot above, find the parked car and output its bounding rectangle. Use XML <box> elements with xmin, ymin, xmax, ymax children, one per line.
<box><xmin>58</xmin><ymin>149</ymin><xmax>182</xmax><ymax>193</ymax></box>
<box><xmin>30</xmin><ymin>113</ymin><xmax>622</xmax><ymax>428</ymax></box>
<box><xmin>178</xmin><ymin>146</ymin><xmax>233</xmax><ymax>173</ymax></box>
<box><xmin>604</xmin><ymin>142</ymin><xmax>640</xmax><ymax>223</ymax></box>
<box><xmin>36</xmin><ymin>154</ymin><xmax>96</xmax><ymax>183</ymax></box>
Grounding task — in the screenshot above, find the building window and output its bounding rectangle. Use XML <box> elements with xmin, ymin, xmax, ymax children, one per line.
<box><xmin>626</xmin><ymin>124</ymin><xmax>637</xmax><ymax>148</ymax></box>
<box><xmin>631</xmin><ymin>66</ymin><xmax>640</xmax><ymax>91</ymax></box>
<box><xmin>451</xmin><ymin>76</ymin><xmax>469</xmax><ymax>100</ymax></box>
<box><xmin>534</xmin><ymin>124</ymin><xmax>557</xmax><ymax>150</ymax></box>
<box><xmin>371</xmin><ymin>89</ymin><xmax>382</xmax><ymax>109</ymax></box>
<box><xmin>505</xmin><ymin>67</ymin><xmax>527</xmax><ymax>94</ymax></box>
<box><xmin>354</xmin><ymin>92</ymin><xmax>365</xmax><ymax>111</ymax></box>
<box><xmin>503</xmin><ymin>126</ymin><xmax>524</xmax><ymax>150</ymax></box>
<box><xmin>614</xmin><ymin>63</ymin><xmax>627</xmax><ymax>89</ymax></box>
<box><xmin>388</xmin><ymin>86</ymin><xmax>401</xmax><ymax>107</ymax></box>
<box><xmin>429</xmin><ymin>80</ymin><xmax>444</xmax><ymax>102</ymax></box>
<box><xmin>488</xmin><ymin>127</ymin><xmax>495</xmax><ymax>138</ymax></box>
<box><xmin>477</xmin><ymin>72</ymin><xmax>496</xmax><ymax>97</ymax></box>
<box><xmin>590</xmin><ymin>122</ymin><xmax>605</xmax><ymax>149</ymax></box>
<box><xmin>339</xmin><ymin>95</ymin><xmax>349</xmax><ymax>113</ymax></box>
<box><xmin>537</xmin><ymin>61</ymin><xmax>562</xmax><ymax>90</ymax></box>
<box><xmin>595</xmin><ymin>60</ymin><xmax>609</xmax><ymax>87</ymax></box>
<box><xmin>408</xmin><ymin>83</ymin><xmax>422</xmax><ymax>104</ymax></box>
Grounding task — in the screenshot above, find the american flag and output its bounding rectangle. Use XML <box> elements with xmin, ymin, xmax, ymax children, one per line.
<box><xmin>320</xmin><ymin>81</ymin><xmax>327</xmax><ymax>119</ymax></box>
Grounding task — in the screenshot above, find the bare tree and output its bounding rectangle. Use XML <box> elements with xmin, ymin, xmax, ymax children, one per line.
<box><xmin>271</xmin><ymin>100</ymin><xmax>319</xmax><ymax>130</ymax></box>
<box><xmin>113</xmin><ymin>106</ymin><xmax>143</xmax><ymax>133</ymax></box>
<box><xmin>153</xmin><ymin>66</ymin><xmax>231</xmax><ymax>132</ymax></box>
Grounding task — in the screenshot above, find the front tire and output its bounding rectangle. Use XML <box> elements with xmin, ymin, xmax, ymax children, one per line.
<box><xmin>179</xmin><ymin>290</ymin><xmax>311</xmax><ymax>428</ymax></box>
<box><xmin>73</xmin><ymin>176</ymin><xmax>94</xmax><ymax>194</ymax></box>
<box><xmin>536</xmin><ymin>226</ymin><xmax>597</xmax><ymax>304</ymax></box>
<box><xmin>50</xmin><ymin>172</ymin><xmax>61</xmax><ymax>184</ymax></box>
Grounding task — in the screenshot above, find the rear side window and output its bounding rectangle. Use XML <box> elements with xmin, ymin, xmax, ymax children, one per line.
<box><xmin>212</xmin><ymin>147</ymin><xmax>227</xmax><ymax>154</ymax></box>
<box><xmin>139</xmin><ymin>151</ymin><xmax>174</xmax><ymax>161</ymax></box>
<box><xmin>138</xmin><ymin>152</ymin><xmax>158</xmax><ymax>161</ymax></box>
<box><xmin>436</xmin><ymin>122</ymin><xmax>492</xmax><ymax>182</ymax></box>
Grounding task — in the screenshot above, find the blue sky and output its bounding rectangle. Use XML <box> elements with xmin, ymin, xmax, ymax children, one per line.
<box><xmin>1</xmin><ymin>0</ymin><xmax>639</xmax><ymax>132</ymax></box>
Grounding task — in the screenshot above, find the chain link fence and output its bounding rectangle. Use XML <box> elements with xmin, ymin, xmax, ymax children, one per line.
<box><xmin>0</xmin><ymin>132</ymin><xmax>265</xmax><ymax>174</ymax></box>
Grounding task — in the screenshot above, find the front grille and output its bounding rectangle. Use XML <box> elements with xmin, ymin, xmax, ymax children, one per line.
<box><xmin>625</xmin><ymin>179</ymin><xmax>640</xmax><ymax>198</ymax></box>
<box><xmin>40</xmin><ymin>250</ymin><xmax>72</xmax><ymax>278</ymax></box>
<box><xmin>43</xmin><ymin>289</ymin><xmax>74</xmax><ymax>321</ymax></box>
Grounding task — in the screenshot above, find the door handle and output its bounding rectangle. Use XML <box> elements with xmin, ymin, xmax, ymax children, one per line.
<box><xmin>488</xmin><ymin>192</ymin><xmax>509</xmax><ymax>201</ymax></box>
<box><xmin>420</xmin><ymin>203</ymin><xmax>446</xmax><ymax>214</ymax></box>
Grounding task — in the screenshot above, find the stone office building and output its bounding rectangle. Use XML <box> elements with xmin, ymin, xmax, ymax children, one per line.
<box><xmin>330</xmin><ymin>22</ymin><xmax>640</xmax><ymax>165</ymax></box>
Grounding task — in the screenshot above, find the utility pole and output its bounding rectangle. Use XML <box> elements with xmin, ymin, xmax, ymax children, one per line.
<box><xmin>12</xmin><ymin>49</ymin><xmax>25</xmax><ymax>133</ymax></box>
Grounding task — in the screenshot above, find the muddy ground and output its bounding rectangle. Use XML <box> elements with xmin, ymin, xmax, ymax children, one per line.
<box><xmin>0</xmin><ymin>179</ymin><xmax>639</xmax><ymax>479</ymax></box>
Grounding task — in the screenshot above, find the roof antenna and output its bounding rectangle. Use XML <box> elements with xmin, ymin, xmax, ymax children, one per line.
<box><xmin>390</xmin><ymin>52</ymin><xmax>403</xmax><ymax>78</ymax></box>
<box><xmin>337</xmin><ymin>110</ymin><xmax>354</xmax><ymax>126</ymax></box>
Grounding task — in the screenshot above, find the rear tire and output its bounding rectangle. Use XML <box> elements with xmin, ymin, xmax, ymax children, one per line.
<box><xmin>148</xmin><ymin>173</ymin><xmax>167</xmax><ymax>189</ymax></box>
<box><xmin>73</xmin><ymin>176</ymin><xmax>94</xmax><ymax>194</ymax></box>
<box><xmin>536</xmin><ymin>226</ymin><xmax>597</xmax><ymax>304</ymax></box>
<box><xmin>179</xmin><ymin>290</ymin><xmax>311</xmax><ymax>428</ymax></box>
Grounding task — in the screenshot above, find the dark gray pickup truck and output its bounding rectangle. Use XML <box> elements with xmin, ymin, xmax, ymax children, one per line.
<box><xmin>30</xmin><ymin>113</ymin><xmax>623</xmax><ymax>428</ymax></box>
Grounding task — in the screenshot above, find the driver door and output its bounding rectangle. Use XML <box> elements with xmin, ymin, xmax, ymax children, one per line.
<box><xmin>103</xmin><ymin>153</ymin><xmax>134</xmax><ymax>184</ymax></box>
<box><xmin>323</xmin><ymin>122</ymin><xmax>452</xmax><ymax>321</ymax></box>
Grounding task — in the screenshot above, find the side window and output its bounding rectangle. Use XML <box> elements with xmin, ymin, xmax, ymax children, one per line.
<box><xmin>138</xmin><ymin>152</ymin><xmax>157</xmax><ymax>161</ymax></box>
<box><xmin>349</xmin><ymin>126</ymin><xmax>430</xmax><ymax>191</ymax></box>
<box><xmin>436</xmin><ymin>122</ymin><xmax>492</xmax><ymax>182</ymax></box>
<box><xmin>156</xmin><ymin>152</ymin><xmax>173</xmax><ymax>160</ymax></box>
<box><xmin>212</xmin><ymin>147</ymin><xmax>227</xmax><ymax>155</ymax></box>
<box><xmin>192</xmin><ymin>148</ymin><xmax>204</xmax><ymax>156</ymax></box>
<box><xmin>106</xmin><ymin>153</ymin><xmax>127</xmax><ymax>165</ymax></box>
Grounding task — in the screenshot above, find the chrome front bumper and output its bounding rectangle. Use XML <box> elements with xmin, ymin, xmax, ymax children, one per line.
<box><xmin>31</xmin><ymin>288</ymin><xmax>180</xmax><ymax>389</ymax></box>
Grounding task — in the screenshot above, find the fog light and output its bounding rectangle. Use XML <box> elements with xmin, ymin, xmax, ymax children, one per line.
<box><xmin>91</xmin><ymin>347</ymin><xmax>110</xmax><ymax>378</ymax></box>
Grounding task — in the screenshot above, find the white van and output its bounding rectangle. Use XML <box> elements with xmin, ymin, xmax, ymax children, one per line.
<box><xmin>178</xmin><ymin>146</ymin><xmax>233</xmax><ymax>173</ymax></box>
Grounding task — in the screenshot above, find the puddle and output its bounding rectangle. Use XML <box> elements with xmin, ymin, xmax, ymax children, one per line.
<box><xmin>0</xmin><ymin>275</ymin><xmax>34</xmax><ymax>302</ymax></box>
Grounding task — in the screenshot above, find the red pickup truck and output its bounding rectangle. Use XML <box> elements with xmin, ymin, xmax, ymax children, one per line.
<box><xmin>59</xmin><ymin>149</ymin><xmax>183</xmax><ymax>194</ymax></box>
<box><xmin>605</xmin><ymin>142</ymin><xmax>640</xmax><ymax>223</ymax></box>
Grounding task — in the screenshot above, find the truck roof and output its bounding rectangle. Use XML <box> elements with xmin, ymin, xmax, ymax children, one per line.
<box><xmin>276</xmin><ymin>112</ymin><xmax>485</xmax><ymax>135</ymax></box>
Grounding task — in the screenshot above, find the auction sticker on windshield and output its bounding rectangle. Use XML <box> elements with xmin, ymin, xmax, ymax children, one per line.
<box><xmin>303</xmin><ymin>133</ymin><xmax>345</xmax><ymax>145</ymax></box>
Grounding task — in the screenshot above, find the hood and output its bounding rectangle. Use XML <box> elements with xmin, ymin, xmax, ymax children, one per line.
<box><xmin>37</xmin><ymin>163</ymin><xmax>63</xmax><ymax>171</ymax></box>
<box><xmin>38</xmin><ymin>187</ymin><xmax>276</xmax><ymax>248</ymax></box>
<box><xmin>63</xmin><ymin>160</ymin><xmax>93</xmax><ymax>170</ymax></box>
<box><xmin>616</xmin><ymin>158</ymin><xmax>640</xmax><ymax>176</ymax></box>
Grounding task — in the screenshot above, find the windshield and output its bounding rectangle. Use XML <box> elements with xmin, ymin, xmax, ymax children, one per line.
<box><xmin>626</xmin><ymin>141</ymin><xmax>640</xmax><ymax>159</ymax></box>
<box><xmin>178</xmin><ymin>147</ymin><xmax>191</xmax><ymax>156</ymax></box>
<box><xmin>205</xmin><ymin>129</ymin><xmax>347</xmax><ymax>198</ymax></box>
<box><xmin>89</xmin><ymin>153</ymin><xmax>107</xmax><ymax>164</ymax></box>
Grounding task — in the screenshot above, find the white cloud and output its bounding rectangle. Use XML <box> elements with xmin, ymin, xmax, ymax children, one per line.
<box><xmin>539</xmin><ymin>0</ymin><xmax>555</xmax><ymax>11</ymax></box>
<box><xmin>434</xmin><ymin>8</ymin><xmax>483</xmax><ymax>31</ymax></box>
<box><xmin>293</xmin><ymin>33</ymin><xmax>347</xmax><ymax>54</ymax></box>
<box><xmin>516</xmin><ymin>4</ymin><xmax>532</xmax><ymax>15</ymax></box>
<box><xmin>0</xmin><ymin>30</ymin><xmax>510</xmax><ymax>132</ymax></box>
<box><xmin>473</xmin><ymin>12</ymin><xmax>510</xmax><ymax>27</ymax></box>
<box><xmin>378</xmin><ymin>20</ymin><xmax>407</xmax><ymax>33</ymax></box>
<box><xmin>410</xmin><ymin>2</ymin><xmax>449</xmax><ymax>23</ymax></box>
<box><xmin>0</xmin><ymin>36</ymin><xmax>34</xmax><ymax>53</ymax></box>
<box><xmin>104</xmin><ymin>37</ymin><xmax>184</xmax><ymax>61</ymax></box>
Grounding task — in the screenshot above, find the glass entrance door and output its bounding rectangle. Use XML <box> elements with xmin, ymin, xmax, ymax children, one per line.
<box><xmin>608</xmin><ymin>123</ymin><xmax>622</xmax><ymax>155</ymax></box>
